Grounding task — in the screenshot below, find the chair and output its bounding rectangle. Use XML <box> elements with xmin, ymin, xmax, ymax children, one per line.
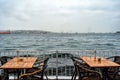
<box><xmin>22</xmin><ymin>57</ymin><xmax>49</xmax><ymax>80</ymax></box>
<box><xmin>105</xmin><ymin>69</ymin><xmax>120</xmax><ymax>80</ymax></box>
<box><xmin>33</xmin><ymin>57</ymin><xmax>49</xmax><ymax>80</ymax></box>
<box><xmin>0</xmin><ymin>56</ymin><xmax>21</xmax><ymax>80</ymax></box>
<box><xmin>0</xmin><ymin>75</ymin><xmax>6</xmax><ymax>80</ymax></box>
<box><xmin>71</xmin><ymin>57</ymin><xmax>90</xmax><ymax>80</ymax></box>
<box><xmin>105</xmin><ymin>56</ymin><xmax>120</xmax><ymax>80</ymax></box>
<box><xmin>74</xmin><ymin>60</ymin><xmax>103</xmax><ymax>80</ymax></box>
<box><xmin>0</xmin><ymin>56</ymin><xmax>12</xmax><ymax>65</ymax></box>
<box><xmin>112</xmin><ymin>70</ymin><xmax>120</xmax><ymax>80</ymax></box>
<box><xmin>33</xmin><ymin>57</ymin><xmax>49</xmax><ymax>67</ymax></box>
<box><xmin>107</xmin><ymin>56</ymin><xmax>120</xmax><ymax>64</ymax></box>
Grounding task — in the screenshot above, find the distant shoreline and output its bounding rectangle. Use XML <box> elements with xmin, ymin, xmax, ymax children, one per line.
<box><xmin>0</xmin><ymin>30</ymin><xmax>119</xmax><ymax>34</ymax></box>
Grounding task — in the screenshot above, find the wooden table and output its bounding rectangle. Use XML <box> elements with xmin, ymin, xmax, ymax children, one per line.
<box><xmin>80</xmin><ymin>56</ymin><xmax>120</xmax><ymax>68</ymax></box>
<box><xmin>0</xmin><ymin>57</ymin><xmax>37</xmax><ymax>79</ymax></box>
<box><xmin>80</xmin><ymin>56</ymin><xmax>120</xmax><ymax>80</ymax></box>
<box><xmin>0</xmin><ymin>57</ymin><xmax>37</xmax><ymax>69</ymax></box>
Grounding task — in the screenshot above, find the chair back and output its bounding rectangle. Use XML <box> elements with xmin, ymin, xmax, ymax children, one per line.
<box><xmin>71</xmin><ymin>57</ymin><xmax>88</xmax><ymax>80</ymax></box>
<box><xmin>0</xmin><ymin>56</ymin><xmax>8</xmax><ymax>65</ymax></box>
<box><xmin>40</xmin><ymin>57</ymin><xmax>49</xmax><ymax>79</ymax></box>
<box><xmin>0</xmin><ymin>56</ymin><xmax>12</xmax><ymax>65</ymax></box>
<box><xmin>0</xmin><ymin>56</ymin><xmax>9</xmax><ymax>74</ymax></box>
<box><xmin>71</xmin><ymin>57</ymin><xmax>85</xmax><ymax>67</ymax></box>
<box><xmin>114</xmin><ymin>56</ymin><xmax>120</xmax><ymax>64</ymax></box>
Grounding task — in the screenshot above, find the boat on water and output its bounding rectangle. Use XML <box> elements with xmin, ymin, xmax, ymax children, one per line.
<box><xmin>0</xmin><ymin>31</ymin><xmax>11</xmax><ymax>34</ymax></box>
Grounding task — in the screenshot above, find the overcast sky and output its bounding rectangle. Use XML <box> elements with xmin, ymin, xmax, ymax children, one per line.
<box><xmin>0</xmin><ymin>0</ymin><xmax>120</xmax><ymax>33</ymax></box>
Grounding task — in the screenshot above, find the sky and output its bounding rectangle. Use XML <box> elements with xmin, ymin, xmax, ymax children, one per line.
<box><xmin>0</xmin><ymin>0</ymin><xmax>120</xmax><ymax>33</ymax></box>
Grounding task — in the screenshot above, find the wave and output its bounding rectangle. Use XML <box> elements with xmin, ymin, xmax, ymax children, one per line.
<box><xmin>94</xmin><ymin>43</ymin><xmax>115</xmax><ymax>46</ymax></box>
<box><xmin>56</xmin><ymin>44</ymin><xmax>65</xmax><ymax>46</ymax></box>
<box><xmin>0</xmin><ymin>33</ymin><xmax>120</xmax><ymax>50</ymax></box>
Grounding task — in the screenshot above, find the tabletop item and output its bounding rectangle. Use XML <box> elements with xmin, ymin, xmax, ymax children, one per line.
<box><xmin>98</xmin><ymin>58</ymin><xmax>101</xmax><ymax>63</ymax></box>
<box><xmin>94</xmin><ymin>50</ymin><xmax>97</xmax><ymax>61</ymax></box>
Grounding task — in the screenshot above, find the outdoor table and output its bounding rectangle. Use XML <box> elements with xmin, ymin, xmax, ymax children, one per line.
<box><xmin>0</xmin><ymin>57</ymin><xmax>37</xmax><ymax>79</ymax></box>
<box><xmin>80</xmin><ymin>56</ymin><xmax>120</xmax><ymax>80</ymax></box>
<box><xmin>80</xmin><ymin>56</ymin><xmax>120</xmax><ymax>68</ymax></box>
<box><xmin>0</xmin><ymin>57</ymin><xmax>37</xmax><ymax>69</ymax></box>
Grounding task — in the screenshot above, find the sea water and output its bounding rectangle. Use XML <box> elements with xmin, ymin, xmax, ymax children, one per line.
<box><xmin>0</xmin><ymin>33</ymin><xmax>120</xmax><ymax>51</ymax></box>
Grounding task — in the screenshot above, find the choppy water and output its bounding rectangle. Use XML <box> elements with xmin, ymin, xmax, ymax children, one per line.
<box><xmin>0</xmin><ymin>33</ymin><xmax>120</xmax><ymax>51</ymax></box>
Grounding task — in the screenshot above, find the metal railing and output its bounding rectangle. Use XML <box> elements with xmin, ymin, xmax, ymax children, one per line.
<box><xmin>0</xmin><ymin>49</ymin><xmax>120</xmax><ymax>79</ymax></box>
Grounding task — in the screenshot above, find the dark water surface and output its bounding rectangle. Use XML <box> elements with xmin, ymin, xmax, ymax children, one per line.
<box><xmin>0</xmin><ymin>33</ymin><xmax>120</xmax><ymax>51</ymax></box>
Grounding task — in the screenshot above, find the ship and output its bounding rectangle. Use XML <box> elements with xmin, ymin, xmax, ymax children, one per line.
<box><xmin>0</xmin><ymin>31</ymin><xmax>11</xmax><ymax>34</ymax></box>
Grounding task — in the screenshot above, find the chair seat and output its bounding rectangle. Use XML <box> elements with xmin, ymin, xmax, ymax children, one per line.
<box><xmin>0</xmin><ymin>75</ymin><xmax>6</xmax><ymax>80</ymax></box>
<box><xmin>114</xmin><ymin>76</ymin><xmax>120</xmax><ymax>80</ymax></box>
<box><xmin>82</xmin><ymin>76</ymin><xmax>100</xmax><ymax>80</ymax></box>
<box><xmin>108</xmin><ymin>72</ymin><xmax>120</xmax><ymax>80</ymax></box>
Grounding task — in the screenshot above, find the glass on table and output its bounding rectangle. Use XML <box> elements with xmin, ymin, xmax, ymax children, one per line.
<box><xmin>98</xmin><ymin>57</ymin><xmax>101</xmax><ymax>62</ymax></box>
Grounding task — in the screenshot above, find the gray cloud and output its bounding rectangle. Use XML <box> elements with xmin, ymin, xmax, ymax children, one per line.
<box><xmin>0</xmin><ymin>0</ymin><xmax>120</xmax><ymax>32</ymax></box>
<box><xmin>0</xmin><ymin>0</ymin><xmax>19</xmax><ymax>16</ymax></box>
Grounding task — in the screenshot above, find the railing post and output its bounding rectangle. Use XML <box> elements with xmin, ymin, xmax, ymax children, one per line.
<box><xmin>56</xmin><ymin>50</ymin><xmax>58</xmax><ymax>80</ymax></box>
<box><xmin>17</xmin><ymin>50</ymin><xmax>20</xmax><ymax>59</ymax></box>
<box><xmin>0</xmin><ymin>51</ymin><xmax>2</xmax><ymax>56</ymax></box>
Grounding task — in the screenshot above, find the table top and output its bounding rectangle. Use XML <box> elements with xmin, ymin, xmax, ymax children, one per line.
<box><xmin>80</xmin><ymin>56</ymin><xmax>120</xmax><ymax>68</ymax></box>
<box><xmin>0</xmin><ymin>57</ymin><xmax>37</xmax><ymax>69</ymax></box>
